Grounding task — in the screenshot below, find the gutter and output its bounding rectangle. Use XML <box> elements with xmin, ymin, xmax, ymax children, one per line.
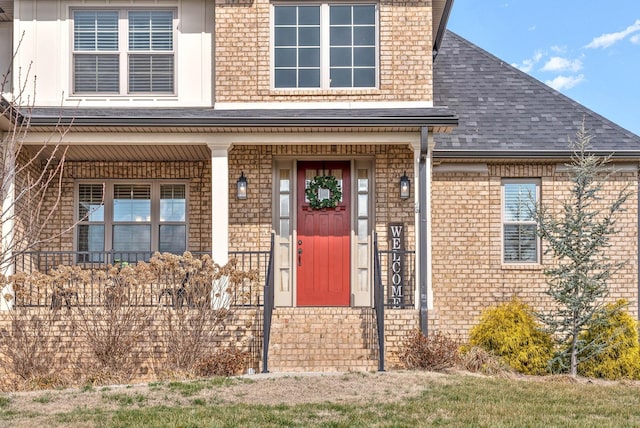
<box><xmin>434</xmin><ymin>150</ymin><xmax>640</xmax><ymax>160</ymax></box>
<box><xmin>26</xmin><ymin>114</ymin><xmax>459</xmax><ymax>129</ymax></box>
<box><xmin>433</xmin><ymin>0</ymin><xmax>455</xmax><ymax>59</ymax></box>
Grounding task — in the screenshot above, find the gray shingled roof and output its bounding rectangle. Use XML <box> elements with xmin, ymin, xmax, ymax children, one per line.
<box><xmin>433</xmin><ymin>31</ymin><xmax>640</xmax><ymax>158</ymax></box>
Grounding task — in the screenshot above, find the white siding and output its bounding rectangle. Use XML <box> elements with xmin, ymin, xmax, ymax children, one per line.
<box><xmin>0</xmin><ymin>22</ymin><xmax>11</xmax><ymax>92</ymax></box>
<box><xmin>12</xmin><ymin>0</ymin><xmax>213</xmax><ymax>107</ymax></box>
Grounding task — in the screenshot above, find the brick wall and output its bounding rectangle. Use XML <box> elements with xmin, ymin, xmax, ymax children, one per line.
<box><xmin>0</xmin><ymin>307</ymin><xmax>262</xmax><ymax>389</ymax></box>
<box><xmin>10</xmin><ymin>150</ymin><xmax>45</xmax><ymax>257</ymax></box>
<box><xmin>431</xmin><ymin>162</ymin><xmax>639</xmax><ymax>338</ymax></box>
<box><xmin>384</xmin><ymin>309</ymin><xmax>420</xmax><ymax>368</ymax></box>
<box><xmin>214</xmin><ymin>0</ymin><xmax>433</xmax><ymax>103</ymax></box>
<box><xmin>228</xmin><ymin>144</ymin><xmax>416</xmax><ymax>252</ymax></box>
<box><xmin>27</xmin><ymin>147</ymin><xmax>415</xmax><ymax>255</ymax></box>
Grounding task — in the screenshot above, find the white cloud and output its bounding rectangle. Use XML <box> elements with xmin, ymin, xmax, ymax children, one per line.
<box><xmin>550</xmin><ymin>45</ymin><xmax>567</xmax><ymax>53</ymax></box>
<box><xmin>631</xmin><ymin>34</ymin><xmax>640</xmax><ymax>44</ymax></box>
<box><xmin>512</xmin><ymin>50</ymin><xmax>544</xmax><ymax>73</ymax></box>
<box><xmin>586</xmin><ymin>19</ymin><xmax>640</xmax><ymax>48</ymax></box>
<box><xmin>541</xmin><ymin>56</ymin><xmax>583</xmax><ymax>73</ymax></box>
<box><xmin>545</xmin><ymin>74</ymin><xmax>585</xmax><ymax>91</ymax></box>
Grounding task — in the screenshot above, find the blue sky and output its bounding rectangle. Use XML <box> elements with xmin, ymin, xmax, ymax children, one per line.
<box><xmin>447</xmin><ymin>0</ymin><xmax>640</xmax><ymax>136</ymax></box>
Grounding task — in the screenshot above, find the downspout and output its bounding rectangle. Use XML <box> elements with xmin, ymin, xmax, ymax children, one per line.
<box><xmin>637</xmin><ymin>169</ymin><xmax>639</xmax><ymax>320</ymax></box>
<box><xmin>419</xmin><ymin>127</ymin><xmax>429</xmax><ymax>335</ymax></box>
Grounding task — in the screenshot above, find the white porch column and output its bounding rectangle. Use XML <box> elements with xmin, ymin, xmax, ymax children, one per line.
<box><xmin>413</xmin><ymin>128</ymin><xmax>435</xmax><ymax>334</ymax></box>
<box><xmin>208</xmin><ymin>144</ymin><xmax>231</xmax><ymax>265</ymax></box>
<box><xmin>0</xmin><ymin>147</ymin><xmax>15</xmax><ymax>311</ymax></box>
<box><xmin>412</xmin><ymin>141</ymin><xmax>421</xmax><ymax>311</ymax></box>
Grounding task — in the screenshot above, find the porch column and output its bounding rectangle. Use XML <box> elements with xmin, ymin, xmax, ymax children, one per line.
<box><xmin>208</xmin><ymin>144</ymin><xmax>231</xmax><ymax>265</ymax></box>
<box><xmin>0</xmin><ymin>149</ymin><xmax>15</xmax><ymax>310</ymax></box>
<box><xmin>414</xmin><ymin>127</ymin><xmax>434</xmax><ymax>335</ymax></box>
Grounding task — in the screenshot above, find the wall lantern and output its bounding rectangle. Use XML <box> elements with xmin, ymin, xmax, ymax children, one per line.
<box><xmin>400</xmin><ymin>171</ymin><xmax>410</xmax><ymax>199</ymax></box>
<box><xmin>237</xmin><ymin>171</ymin><xmax>248</xmax><ymax>200</ymax></box>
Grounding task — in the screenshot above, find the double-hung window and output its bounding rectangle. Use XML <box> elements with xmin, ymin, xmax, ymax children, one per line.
<box><xmin>73</xmin><ymin>9</ymin><xmax>175</xmax><ymax>95</ymax></box>
<box><xmin>502</xmin><ymin>180</ymin><xmax>540</xmax><ymax>263</ymax></box>
<box><xmin>77</xmin><ymin>182</ymin><xmax>187</xmax><ymax>262</ymax></box>
<box><xmin>273</xmin><ymin>3</ymin><xmax>377</xmax><ymax>89</ymax></box>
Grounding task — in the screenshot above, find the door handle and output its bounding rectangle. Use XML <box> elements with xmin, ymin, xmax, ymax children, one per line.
<box><xmin>298</xmin><ymin>248</ymin><xmax>303</xmax><ymax>266</ymax></box>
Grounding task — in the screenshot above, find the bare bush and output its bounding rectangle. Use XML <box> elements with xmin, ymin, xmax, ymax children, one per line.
<box><xmin>194</xmin><ymin>347</ymin><xmax>249</xmax><ymax>377</ymax></box>
<box><xmin>1</xmin><ymin>252</ymin><xmax>261</xmax><ymax>388</ymax></box>
<box><xmin>71</xmin><ymin>264</ymin><xmax>154</xmax><ymax>383</ymax></box>
<box><xmin>0</xmin><ymin>310</ymin><xmax>76</xmax><ymax>391</ymax></box>
<box><xmin>154</xmin><ymin>253</ymin><xmax>258</xmax><ymax>374</ymax></box>
<box><xmin>398</xmin><ymin>330</ymin><xmax>460</xmax><ymax>371</ymax></box>
<box><xmin>1</xmin><ymin>33</ymin><xmax>72</xmax><ymax>278</ymax></box>
<box><xmin>459</xmin><ymin>346</ymin><xmax>512</xmax><ymax>376</ymax></box>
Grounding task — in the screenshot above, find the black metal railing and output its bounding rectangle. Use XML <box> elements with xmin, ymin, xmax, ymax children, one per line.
<box><xmin>262</xmin><ymin>233</ymin><xmax>275</xmax><ymax>373</ymax></box>
<box><xmin>373</xmin><ymin>234</ymin><xmax>417</xmax><ymax>372</ymax></box>
<box><xmin>11</xmin><ymin>250</ymin><xmax>270</xmax><ymax>308</ymax></box>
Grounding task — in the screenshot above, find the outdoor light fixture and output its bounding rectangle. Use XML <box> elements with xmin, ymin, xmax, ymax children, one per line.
<box><xmin>237</xmin><ymin>171</ymin><xmax>248</xmax><ymax>200</ymax></box>
<box><xmin>400</xmin><ymin>171</ymin><xmax>410</xmax><ymax>199</ymax></box>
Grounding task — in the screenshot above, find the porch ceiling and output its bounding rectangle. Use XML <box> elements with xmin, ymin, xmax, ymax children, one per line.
<box><xmin>24</xmin><ymin>143</ymin><xmax>211</xmax><ymax>162</ymax></box>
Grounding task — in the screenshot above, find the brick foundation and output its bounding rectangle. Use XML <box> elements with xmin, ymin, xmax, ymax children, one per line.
<box><xmin>0</xmin><ymin>307</ymin><xmax>262</xmax><ymax>389</ymax></box>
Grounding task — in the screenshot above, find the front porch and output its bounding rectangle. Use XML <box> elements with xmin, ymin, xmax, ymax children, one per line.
<box><xmin>4</xmin><ymin>243</ymin><xmax>417</xmax><ymax>373</ymax></box>
<box><xmin>6</xmin><ymin>112</ymin><xmax>452</xmax><ymax>372</ymax></box>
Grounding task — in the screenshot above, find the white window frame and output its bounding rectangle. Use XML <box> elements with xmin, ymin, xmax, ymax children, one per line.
<box><xmin>271</xmin><ymin>2</ymin><xmax>379</xmax><ymax>90</ymax></box>
<box><xmin>502</xmin><ymin>179</ymin><xmax>540</xmax><ymax>264</ymax></box>
<box><xmin>75</xmin><ymin>180</ymin><xmax>188</xmax><ymax>257</ymax></box>
<box><xmin>71</xmin><ymin>8</ymin><xmax>177</xmax><ymax>96</ymax></box>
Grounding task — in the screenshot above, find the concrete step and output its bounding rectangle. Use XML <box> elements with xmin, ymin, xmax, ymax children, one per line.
<box><xmin>267</xmin><ymin>307</ymin><xmax>379</xmax><ymax>372</ymax></box>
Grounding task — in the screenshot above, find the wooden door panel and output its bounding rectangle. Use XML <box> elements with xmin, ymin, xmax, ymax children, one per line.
<box><xmin>297</xmin><ymin>161</ymin><xmax>350</xmax><ymax>306</ymax></box>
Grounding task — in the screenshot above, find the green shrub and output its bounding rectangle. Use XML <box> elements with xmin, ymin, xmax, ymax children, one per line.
<box><xmin>469</xmin><ymin>298</ymin><xmax>553</xmax><ymax>375</ymax></box>
<box><xmin>577</xmin><ymin>300</ymin><xmax>640</xmax><ymax>380</ymax></box>
<box><xmin>398</xmin><ymin>330</ymin><xmax>460</xmax><ymax>371</ymax></box>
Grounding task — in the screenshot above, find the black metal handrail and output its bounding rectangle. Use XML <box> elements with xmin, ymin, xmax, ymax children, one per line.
<box><xmin>373</xmin><ymin>233</ymin><xmax>385</xmax><ymax>372</ymax></box>
<box><xmin>262</xmin><ymin>233</ymin><xmax>275</xmax><ymax>373</ymax></box>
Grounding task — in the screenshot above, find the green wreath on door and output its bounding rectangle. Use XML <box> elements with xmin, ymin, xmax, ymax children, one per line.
<box><xmin>305</xmin><ymin>176</ymin><xmax>342</xmax><ymax>209</ymax></box>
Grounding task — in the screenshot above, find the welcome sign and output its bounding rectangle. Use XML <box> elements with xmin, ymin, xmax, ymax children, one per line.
<box><xmin>388</xmin><ymin>223</ymin><xmax>405</xmax><ymax>308</ymax></box>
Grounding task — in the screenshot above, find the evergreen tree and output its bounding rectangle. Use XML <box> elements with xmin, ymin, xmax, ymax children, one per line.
<box><xmin>535</xmin><ymin>123</ymin><xmax>631</xmax><ymax>377</ymax></box>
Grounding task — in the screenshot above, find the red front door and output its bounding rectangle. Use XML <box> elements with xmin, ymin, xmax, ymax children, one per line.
<box><xmin>296</xmin><ymin>161</ymin><xmax>351</xmax><ymax>306</ymax></box>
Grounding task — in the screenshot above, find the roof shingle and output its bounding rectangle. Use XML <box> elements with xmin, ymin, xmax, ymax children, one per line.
<box><xmin>433</xmin><ymin>31</ymin><xmax>640</xmax><ymax>157</ymax></box>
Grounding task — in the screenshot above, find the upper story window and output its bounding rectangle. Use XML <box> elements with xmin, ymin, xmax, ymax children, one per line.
<box><xmin>502</xmin><ymin>180</ymin><xmax>540</xmax><ymax>263</ymax></box>
<box><xmin>273</xmin><ymin>3</ymin><xmax>377</xmax><ymax>89</ymax></box>
<box><xmin>73</xmin><ymin>9</ymin><xmax>175</xmax><ymax>95</ymax></box>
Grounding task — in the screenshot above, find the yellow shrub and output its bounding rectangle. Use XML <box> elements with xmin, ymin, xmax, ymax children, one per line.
<box><xmin>469</xmin><ymin>298</ymin><xmax>553</xmax><ymax>375</ymax></box>
<box><xmin>578</xmin><ymin>300</ymin><xmax>640</xmax><ymax>380</ymax></box>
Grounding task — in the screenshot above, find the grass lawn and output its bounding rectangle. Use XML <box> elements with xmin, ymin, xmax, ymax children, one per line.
<box><xmin>2</xmin><ymin>372</ymin><xmax>640</xmax><ymax>427</ymax></box>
